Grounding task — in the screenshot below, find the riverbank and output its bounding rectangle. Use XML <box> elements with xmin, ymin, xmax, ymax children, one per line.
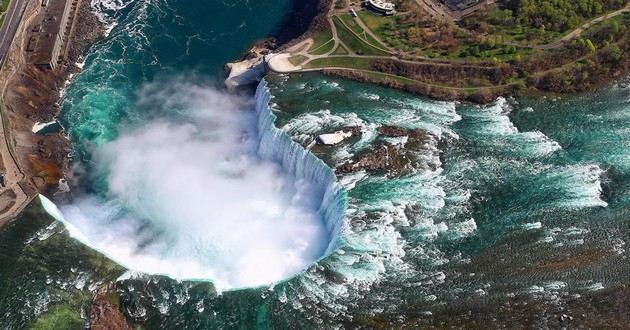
<box><xmin>0</xmin><ymin>0</ymin><xmax>104</xmax><ymax>222</ymax></box>
<box><xmin>234</xmin><ymin>0</ymin><xmax>630</xmax><ymax>102</ymax></box>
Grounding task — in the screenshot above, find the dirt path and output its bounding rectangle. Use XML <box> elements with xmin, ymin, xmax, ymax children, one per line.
<box><xmin>544</xmin><ymin>2</ymin><xmax>630</xmax><ymax>49</ymax></box>
<box><xmin>267</xmin><ymin>0</ymin><xmax>630</xmax><ymax>99</ymax></box>
<box><xmin>507</xmin><ymin>2</ymin><xmax>630</xmax><ymax>50</ymax></box>
<box><xmin>347</xmin><ymin>13</ymin><xmax>393</xmax><ymax>54</ymax></box>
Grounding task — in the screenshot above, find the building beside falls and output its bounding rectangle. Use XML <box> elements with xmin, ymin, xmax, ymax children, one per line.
<box><xmin>26</xmin><ymin>0</ymin><xmax>77</xmax><ymax>70</ymax></box>
<box><xmin>366</xmin><ymin>0</ymin><xmax>396</xmax><ymax>15</ymax></box>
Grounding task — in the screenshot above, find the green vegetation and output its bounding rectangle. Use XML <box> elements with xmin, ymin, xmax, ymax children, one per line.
<box><xmin>294</xmin><ymin>0</ymin><xmax>630</xmax><ymax>101</ymax></box>
<box><xmin>0</xmin><ymin>0</ymin><xmax>10</xmax><ymax>27</ymax></box>
<box><xmin>582</xmin><ymin>12</ymin><xmax>629</xmax><ymax>42</ymax></box>
<box><xmin>464</xmin><ymin>6</ymin><xmax>562</xmax><ymax>44</ymax></box>
<box><xmin>0</xmin><ymin>199</ymin><xmax>126</xmax><ymax>327</ymax></box>
<box><xmin>340</xmin><ymin>14</ymin><xmax>363</xmax><ymax>34</ymax></box>
<box><xmin>364</xmin><ymin>32</ymin><xmax>386</xmax><ymax>50</ymax></box>
<box><xmin>288</xmin><ymin>55</ymin><xmax>309</xmax><ymax>66</ymax></box>
<box><xmin>339</xmin><ymin>14</ymin><xmax>389</xmax><ymax>50</ymax></box>
<box><xmin>31</xmin><ymin>305</ymin><xmax>84</xmax><ymax>330</ymax></box>
<box><xmin>331</xmin><ymin>44</ymin><xmax>349</xmax><ymax>55</ymax></box>
<box><xmin>332</xmin><ymin>16</ymin><xmax>389</xmax><ymax>56</ymax></box>
<box><xmin>310</xmin><ymin>39</ymin><xmax>335</xmax><ymax>55</ymax></box>
<box><xmin>359</xmin><ymin>6</ymin><xmax>534</xmax><ymax>61</ymax></box>
<box><xmin>357</xmin><ymin>10</ymin><xmax>411</xmax><ymax>51</ymax></box>
<box><xmin>463</xmin><ymin>0</ymin><xmax>628</xmax><ymax>45</ymax></box>
<box><xmin>304</xmin><ymin>56</ymin><xmax>372</xmax><ymax>70</ymax></box>
<box><xmin>515</xmin><ymin>0</ymin><xmax>626</xmax><ymax>32</ymax></box>
<box><xmin>308</xmin><ymin>28</ymin><xmax>334</xmax><ymax>53</ymax></box>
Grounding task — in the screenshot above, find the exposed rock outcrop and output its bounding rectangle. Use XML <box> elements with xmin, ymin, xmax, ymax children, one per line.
<box><xmin>336</xmin><ymin>125</ymin><xmax>439</xmax><ymax>177</ymax></box>
<box><xmin>90</xmin><ymin>285</ymin><xmax>132</xmax><ymax>330</ymax></box>
<box><xmin>224</xmin><ymin>39</ymin><xmax>277</xmax><ymax>91</ymax></box>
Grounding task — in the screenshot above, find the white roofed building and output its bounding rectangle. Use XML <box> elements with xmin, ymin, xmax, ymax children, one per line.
<box><xmin>366</xmin><ymin>0</ymin><xmax>396</xmax><ymax>15</ymax></box>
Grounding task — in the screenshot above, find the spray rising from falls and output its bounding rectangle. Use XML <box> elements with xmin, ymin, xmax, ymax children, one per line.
<box><xmin>42</xmin><ymin>79</ymin><xmax>346</xmax><ymax>291</ymax></box>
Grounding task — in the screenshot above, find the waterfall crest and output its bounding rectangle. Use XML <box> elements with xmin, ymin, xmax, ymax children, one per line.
<box><xmin>255</xmin><ymin>79</ymin><xmax>347</xmax><ymax>254</ymax></box>
<box><xmin>35</xmin><ymin>79</ymin><xmax>347</xmax><ymax>288</ymax></box>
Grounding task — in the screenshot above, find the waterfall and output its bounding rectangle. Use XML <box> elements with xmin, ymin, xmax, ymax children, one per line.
<box><xmin>35</xmin><ymin>79</ymin><xmax>347</xmax><ymax>288</ymax></box>
<box><xmin>254</xmin><ymin>79</ymin><xmax>347</xmax><ymax>255</ymax></box>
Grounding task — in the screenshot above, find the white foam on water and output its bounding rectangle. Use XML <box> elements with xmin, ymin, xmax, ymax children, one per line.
<box><xmin>467</xmin><ymin>97</ymin><xmax>519</xmax><ymax>135</ymax></box>
<box><xmin>447</xmin><ymin>218</ymin><xmax>477</xmax><ymax>239</ymax></box>
<box><xmin>359</xmin><ymin>93</ymin><xmax>380</xmax><ymax>101</ymax></box>
<box><xmin>282</xmin><ymin>110</ymin><xmax>365</xmax><ymax>137</ymax></box>
<box><xmin>351</xmin><ymin>122</ymin><xmax>378</xmax><ymax>153</ymax></box>
<box><xmin>550</xmin><ymin>165</ymin><xmax>608</xmax><ymax>209</ymax></box>
<box><xmin>44</xmin><ymin>80</ymin><xmax>346</xmax><ymax>291</ymax></box>
<box><xmin>372</xmin><ymin>104</ymin><xmax>460</xmax><ymax>140</ymax></box>
<box><xmin>584</xmin><ymin>282</ymin><xmax>605</xmax><ymax>291</ymax></box>
<box><xmin>522</xmin><ymin>222</ymin><xmax>542</xmax><ymax>230</ymax></box>
<box><xmin>463</xmin><ymin>97</ymin><xmax>562</xmax><ymax>157</ymax></box>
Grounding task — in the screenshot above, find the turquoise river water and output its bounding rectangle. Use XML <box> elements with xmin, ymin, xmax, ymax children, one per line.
<box><xmin>1</xmin><ymin>0</ymin><xmax>630</xmax><ymax>328</ymax></box>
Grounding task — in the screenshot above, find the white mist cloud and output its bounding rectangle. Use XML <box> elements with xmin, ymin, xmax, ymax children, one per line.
<box><xmin>60</xmin><ymin>80</ymin><xmax>329</xmax><ymax>290</ymax></box>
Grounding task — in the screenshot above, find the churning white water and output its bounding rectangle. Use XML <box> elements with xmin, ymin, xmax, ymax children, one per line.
<box><xmin>43</xmin><ymin>79</ymin><xmax>346</xmax><ymax>291</ymax></box>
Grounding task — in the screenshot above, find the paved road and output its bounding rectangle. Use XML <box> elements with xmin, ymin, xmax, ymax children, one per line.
<box><xmin>0</xmin><ymin>0</ymin><xmax>29</xmax><ymax>66</ymax></box>
<box><xmin>0</xmin><ymin>0</ymin><xmax>31</xmax><ymax>227</ymax></box>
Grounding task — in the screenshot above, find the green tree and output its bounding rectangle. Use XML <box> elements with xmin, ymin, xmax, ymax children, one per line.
<box><xmin>585</xmin><ymin>38</ymin><xmax>596</xmax><ymax>52</ymax></box>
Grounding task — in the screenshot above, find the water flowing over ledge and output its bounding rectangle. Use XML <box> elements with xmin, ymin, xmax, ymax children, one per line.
<box><xmin>255</xmin><ymin>79</ymin><xmax>347</xmax><ymax>255</ymax></box>
<box><xmin>37</xmin><ymin>79</ymin><xmax>347</xmax><ymax>288</ymax></box>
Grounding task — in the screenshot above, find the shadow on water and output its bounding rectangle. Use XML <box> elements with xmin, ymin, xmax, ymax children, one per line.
<box><xmin>272</xmin><ymin>0</ymin><xmax>323</xmax><ymax>44</ymax></box>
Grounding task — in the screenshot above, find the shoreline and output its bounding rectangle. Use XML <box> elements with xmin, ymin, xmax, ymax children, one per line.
<box><xmin>228</xmin><ymin>0</ymin><xmax>630</xmax><ymax>103</ymax></box>
<box><xmin>0</xmin><ymin>0</ymin><xmax>106</xmax><ymax>226</ymax></box>
<box><xmin>0</xmin><ymin>2</ymin><xmax>136</xmax><ymax>325</ymax></box>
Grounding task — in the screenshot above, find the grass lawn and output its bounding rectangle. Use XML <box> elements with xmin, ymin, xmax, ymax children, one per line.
<box><xmin>304</xmin><ymin>56</ymin><xmax>372</xmax><ymax>70</ymax></box>
<box><xmin>0</xmin><ymin>0</ymin><xmax>9</xmax><ymax>27</ymax></box>
<box><xmin>358</xmin><ymin>10</ymin><xmax>394</xmax><ymax>33</ymax></box>
<box><xmin>0</xmin><ymin>0</ymin><xmax>9</xmax><ymax>12</ymax></box>
<box><xmin>288</xmin><ymin>55</ymin><xmax>309</xmax><ymax>66</ymax></box>
<box><xmin>332</xmin><ymin>16</ymin><xmax>389</xmax><ymax>56</ymax></box>
<box><xmin>357</xmin><ymin>11</ymin><xmax>400</xmax><ymax>44</ymax></box>
<box><xmin>340</xmin><ymin>13</ymin><xmax>389</xmax><ymax>50</ymax></box>
<box><xmin>340</xmin><ymin>14</ymin><xmax>364</xmax><ymax>34</ymax></box>
<box><xmin>310</xmin><ymin>39</ymin><xmax>335</xmax><ymax>55</ymax></box>
<box><xmin>331</xmin><ymin>44</ymin><xmax>349</xmax><ymax>55</ymax></box>
<box><xmin>308</xmin><ymin>28</ymin><xmax>333</xmax><ymax>53</ymax></box>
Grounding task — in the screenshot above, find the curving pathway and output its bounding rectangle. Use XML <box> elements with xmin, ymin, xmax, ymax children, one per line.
<box><xmin>507</xmin><ymin>1</ymin><xmax>630</xmax><ymax>50</ymax></box>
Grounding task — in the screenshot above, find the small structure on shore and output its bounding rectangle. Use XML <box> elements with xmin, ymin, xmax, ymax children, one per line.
<box><xmin>366</xmin><ymin>0</ymin><xmax>396</xmax><ymax>15</ymax></box>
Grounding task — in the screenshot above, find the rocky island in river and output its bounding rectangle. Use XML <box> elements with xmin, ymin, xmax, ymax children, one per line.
<box><xmin>1</xmin><ymin>0</ymin><xmax>630</xmax><ymax>328</ymax></box>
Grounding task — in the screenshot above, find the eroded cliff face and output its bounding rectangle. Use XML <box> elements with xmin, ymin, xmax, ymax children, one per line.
<box><xmin>0</xmin><ymin>0</ymin><xmax>104</xmax><ymax>197</ymax></box>
<box><xmin>90</xmin><ymin>285</ymin><xmax>132</xmax><ymax>330</ymax></box>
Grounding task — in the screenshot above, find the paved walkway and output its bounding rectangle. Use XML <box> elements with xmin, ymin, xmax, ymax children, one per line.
<box><xmin>267</xmin><ymin>0</ymin><xmax>630</xmax><ymax>98</ymax></box>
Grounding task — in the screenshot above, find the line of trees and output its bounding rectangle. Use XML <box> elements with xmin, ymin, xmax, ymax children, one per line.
<box><xmin>509</xmin><ymin>0</ymin><xmax>627</xmax><ymax>32</ymax></box>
